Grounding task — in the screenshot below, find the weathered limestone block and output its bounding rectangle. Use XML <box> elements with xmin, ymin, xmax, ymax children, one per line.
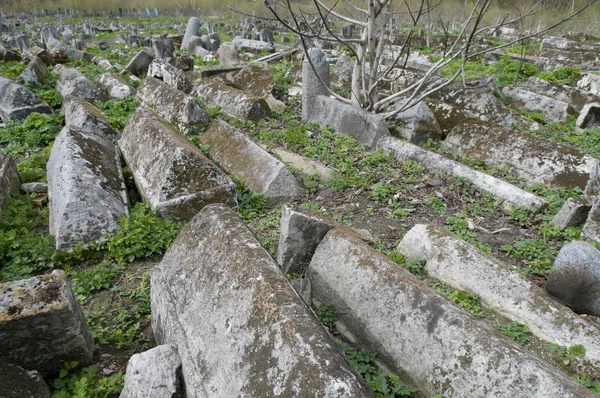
<box><xmin>0</xmin><ymin>76</ymin><xmax>52</xmax><ymax>121</ymax></box>
<box><xmin>126</xmin><ymin>50</ymin><xmax>154</xmax><ymax>76</ymax></box>
<box><xmin>147</xmin><ymin>59</ymin><xmax>193</xmax><ymax>94</ymax></box>
<box><xmin>582</xmin><ymin>195</ymin><xmax>600</xmax><ymax>244</ymax></box>
<box><xmin>577</xmin><ymin>102</ymin><xmax>600</xmax><ymax>129</ymax></box>
<box><xmin>442</xmin><ymin>123</ymin><xmax>600</xmax><ymax>194</ymax></box>
<box><xmin>47</xmin><ymin>126</ymin><xmax>129</xmax><ymax>250</ymax></box>
<box><xmin>577</xmin><ymin>73</ymin><xmax>600</xmax><ymax>96</ymax></box>
<box><xmin>213</xmin><ymin>62</ymin><xmax>274</xmax><ymax>97</ymax></box>
<box><xmin>120</xmin><ymin>108</ymin><xmax>236</xmax><ymax>221</ymax></box>
<box><xmin>216</xmin><ymin>41</ymin><xmax>240</xmax><ymax>66</ymax></box>
<box><xmin>0</xmin><ymin>44</ymin><xmax>21</xmax><ymax>62</ymax></box>
<box><xmin>523</xmin><ymin>76</ymin><xmax>596</xmax><ymax>111</ymax></box>
<box><xmin>308</xmin><ymin>228</ymin><xmax>596</xmax><ymax>398</ymax></box>
<box><xmin>0</xmin><ymin>362</ymin><xmax>50</xmax><ymax>398</ymax></box>
<box><xmin>56</xmin><ymin>67</ymin><xmax>108</xmax><ymax>102</ymax></box>
<box><xmin>259</xmin><ymin>144</ymin><xmax>335</xmax><ymax>182</ymax></box>
<box><xmin>502</xmin><ymin>86</ymin><xmax>575</xmax><ymax>122</ymax></box>
<box><xmin>0</xmin><ymin>270</ymin><xmax>94</xmax><ymax>377</ymax></box>
<box><xmin>192</xmin><ymin>79</ymin><xmax>270</xmax><ymax>122</ymax></box>
<box><xmin>188</xmin><ymin>36</ymin><xmax>210</xmax><ymax>58</ymax></box>
<box><xmin>384</xmin><ymin>98</ymin><xmax>443</xmax><ymax>144</ymax></box>
<box><xmin>62</xmin><ymin>97</ymin><xmax>120</xmax><ymax>140</ymax></box>
<box><xmin>151</xmin><ymin>204</ymin><xmax>373</xmax><ymax>398</ymax></box>
<box><xmin>137</xmin><ymin>77</ymin><xmax>209</xmax><ymax>134</ymax></box>
<box><xmin>0</xmin><ymin>153</ymin><xmax>20</xmax><ymax>216</ymax></box>
<box><xmin>307</xmin><ymin>96</ymin><xmax>390</xmax><ymax>149</ymax></box>
<box><xmin>97</xmin><ymin>73</ymin><xmax>133</xmax><ymax>100</ymax></box>
<box><xmin>553</xmin><ymin>197</ymin><xmax>592</xmax><ymax>229</ymax></box>
<box><xmin>398</xmin><ymin>224</ymin><xmax>600</xmax><ymax>362</ymax></box>
<box><xmin>17</xmin><ymin>56</ymin><xmax>48</xmax><ymax>86</ymax></box>
<box><xmin>547</xmin><ymin>241</ymin><xmax>600</xmax><ymax>317</ymax></box>
<box><xmin>231</xmin><ymin>36</ymin><xmax>274</xmax><ymax>52</ymax></box>
<box><xmin>64</xmin><ymin>48</ymin><xmax>94</xmax><ymax>63</ymax></box>
<box><xmin>378</xmin><ymin>136</ymin><xmax>548</xmax><ymax>211</ymax></box>
<box><xmin>277</xmin><ymin>204</ymin><xmax>334</xmax><ymax>274</ymax></box>
<box><xmin>200</xmin><ymin>121</ymin><xmax>302</xmax><ymax>204</ymax></box>
<box><xmin>119</xmin><ymin>345</ymin><xmax>182</xmax><ymax>398</ymax></box>
<box><xmin>152</xmin><ymin>39</ymin><xmax>175</xmax><ymax>60</ymax></box>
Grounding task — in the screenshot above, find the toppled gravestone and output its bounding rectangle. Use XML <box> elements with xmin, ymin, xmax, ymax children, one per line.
<box><xmin>523</xmin><ymin>76</ymin><xmax>596</xmax><ymax>111</ymax></box>
<box><xmin>383</xmin><ymin>98</ymin><xmax>443</xmax><ymax>144</ymax></box>
<box><xmin>582</xmin><ymin>195</ymin><xmax>600</xmax><ymax>244</ymax></box>
<box><xmin>213</xmin><ymin>62</ymin><xmax>274</xmax><ymax>97</ymax></box>
<box><xmin>192</xmin><ymin>79</ymin><xmax>271</xmax><ymax>122</ymax></box>
<box><xmin>62</xmin><ymin>97</ymin><xmax>120</xmax><ymax>140</ymax></box>
<box><xmin>0</xmin><ymin>76</ymin><xmax>53</xmax><ymax>121</ymax></box>
<box><xmin>577</xmin><ymin>102</ymin><xmax>600</xmax><ymax>129</ymax></box>
<box><xmin>119</xmin><ymin>344</ymin><xmax>182</xmax><ymax>398</ymax></box>
<box><xmin>200</xmin><ymin>121</ymin><xmax>302</xmax><ymax>204</ymax></box>
<box><xmin>277</xmin><ymin>204</ymin><xmax>334</xmax><ymax>274</ymax></box>
<box><xmin>501</xmin><ymin>86</ymin><xmax>575</xmax><ymax>122</ymax></box>
<box><xmin>147</xmin><ymin>59</ymin><xmax>193</xmax><ymax>94</ymax></box>
<box><xmin>552</xmin><ymin>197</ymin><xmax>593</xmax><ymax>229</ymax></box>
<box><xmin>216</xmin><ymin>42</ymin><xmax>240</xmax><ymax>66</ymax></box>
<box><xmin>397</xmin><ymin>224</ymin><xmax>600</xmax><ymax>362</ymax></box>
<box><xmin>97</xmin><ymin>73</ymin><xmax>134</xmax><ymax>100</ymax></box>
<box><xmin>152</xmin><ymin>39</ymin><xmax>175</xmax><ymax>60</ymax></box>
<box><xmin>0</xmin><ymin>362</ymin><xmax>50</xmax><ymax>398</ymax></box>
<box><xmin>378</xmin><ymin>136</ymin><xmax>548</xmax><ymax>211</ymax></box>
<box><xmin>231</xmin><ymin>36</ymin><xmax>274</xmax><ymax>52</ymax></box>
<box><xmin>137</xmin><ymin>77</ymin><xmax>209</xmax><ymax>134</ymax></box>
<box><xmin>126</xmin><ymin>50</ymin><xmax>154</xmax><ymax>76</ymax></box>
<box><xmin>0</xmin><ymin>270</ymin><xmax>94</xmax><ymax>376</ymax></box>
<box><xmin>547</xmin><ymin>241</ymin><xmax>600</xmax><ymax>317</ymax></box>
<box><xmin>188</xmin><ymin>36</ymin><xmax>210</xmax><ymax>58</ymax></box>
<box><xmin>56</xmin><ymin>67</ymin><xmax>108</xmax><ymax>102</ymax></box>
<box><xmin>307</xmin><ymin>228</ymin><xmax>596</xmax><ymax>398</ymax></box>
<box><xmin>151</xmin><ymin>204</ymin><xmax>373</xmax><ymax>397</ymax></box>
<box><xmin>17</xmin><ymin>56</ymin><xmax>48</xmax><ymax>86</ymax></box>
<box><xmin>120</xmin><ymin>108</ymin><xmax>236</xmax><ymax>221</ymax></box>
<box><xmin>0</xmin><ymin>153</ymin><xmax>20</xmax><ymax>216</ymax></box>
<box><xmin>442</xmin><ymin>123</ymin><xmax>600</xmax><ymax>194</ymax></box>
<box><xmin>47</xmin><ymin>125</ymin><xmax>129</xmax><ymax>250</ymax></box>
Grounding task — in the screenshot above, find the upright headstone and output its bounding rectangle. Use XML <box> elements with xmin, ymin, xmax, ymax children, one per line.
<box><xmin>181</xmin><ymin>17</ymin><xmax>200</xmax><ymax>51</ymax></box>
<box><xmin>259</xmin><ymin>28</ymin><xmax>274</xmax><ymax>44</ymax></box>
<box><xmin>302</xmin><ymin>47</ymin><xmax>330</xmax><ymax>120</ymax></box>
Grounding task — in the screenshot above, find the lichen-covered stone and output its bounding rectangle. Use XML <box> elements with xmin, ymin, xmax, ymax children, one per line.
<box><xmin>577</xmin><ymin>102</ymin><xmax>600</xmax><ymax>129</ymax></box>
<box><xmin>151</xmin><ymin>204</ymin><xmax>373</xmax><ymax>398</ymax></box>
<box><xmin>62</xmin><ymin>97</ymin><xmax>120</xmax><ymax>140</ymax></box>
<box><xmin>213</xmin><ymin>62</ymin><xmax>274</xmax><ymax>97</ymax></box>
<box><xmin>553</xmin><ymin>197</ymin><xmax>592</xmax><ymax>229</ymax></box>
<box><xmin>384</xmin><ymin>98</ymin><xmax>443</xmax><ymax>144</ymax></box>
<box><xmin>56</xmin><ymin>67</ymin><xmax>108</xmax><ymax>102</ymax></box>
<box><xmin>0</xmin><ymin>153</ymin><xmax>20</xmax><ymax>216</ymax></box>
<box><xmin>126</xmin><ymin>50</ymin><xmax>154</xmax><ymax>76</ymax></box>
<box><xmin>17</xmin><ymin>56</ymin><xmax>48</xmax><ymax>86</ymax></box>
<box><xmin>0</xmin><ymin>76</ymin><xmax>52</xmax><ymax>122</ymax></box>
<box><xmin>0</xmin><ymin>270</ymin><xmax>94</xmax><ymax>377</ymax></box>
<box><xmin>192</xmin><ymin>78</ymin><xmax>271</xmax><ymax>122</ymax></box>
<box><xmin>502</xmin><ymin>86</ymin><xmax>576</xmax><ymax>122</ymax></box>
<box><xmin>97</xmin><ymin>73</ymin><xmax>134</xmax><ymax>100</ymax></box>
<box><xmin>147</xmin><ymin>59</ymin><xmax>193</xmax><ymax>94</ymax></box>
<box><xmin>200</xmin><ymin>121</ymin><xmax>301</xmax><ymax>204</ymax></box>
<box><xmin>398</xmin><ymin>224</ymin><xmax>600</xmax><ymax>362</ymax></box>
<box><xmin>47</xmin><ymin>125</ymin><xmax>129</xmax><ymax>250</ymax></box>
<box><xmin>137</xmin><ymin>77</ymin><xmax>209</xmax><ymax>134</ymax></box>
<box><xmin>308</xmin><ymin>228</ymin><xmax>596</xmax><ymax>398</ymax></box>
<box><xmin>231</xmin><ymin>36</ymin><xmax>275</xmax><ymax>52</ymax></box>
<box><xmin>442</xmin><ymin>123</ymin><xmax>600</xmax><ymax>193</ymax></box>
<box><xmin>120</xmin><ymin>345</ymin><xmax>182</xmax><ymax>398</ymax></box>
<box><xmin>0</xmin><ymin>362</ymin><xmax>50</xmax><ymax>398</ymax></box>
<box><xmin>523</xmin><ymin>76</ymin><xmax>596</xmax><ymax>111</ymax></box>
<box><xmin>119</xmin><ymin>108</ymin><xmax>236</xmax><ymax>221</ymax></box>
<box><xmin>577</xmin><ymin>73</ymin><xmax>600</xmax><ymax>95</ymax></box>
<box><xmin>582</xmin><ymin>195</ymin><xmax>600</xmax><ymax>244</ymax></box>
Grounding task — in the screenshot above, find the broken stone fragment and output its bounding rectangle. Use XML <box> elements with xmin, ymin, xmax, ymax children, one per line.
<box><xmin>576</xmin><ymin>102</ymin><xmax>600</xmax><ymax>129</ymax></box>
<box><xmin>0</xmin><ymin>153</ymin><xmax>20</xmax><ymax>216</ymax></box>
<box><xmin>151</xmin><ymin>204</ymin><xmax>373</xmax><ymax>397</ymax></box>
<box><xmin>581</xmin><ymin>195</ymin><xmax>600</xmax><ymax>244</ymax></box>
<box><xmin>119</xmin><ymin>344</ymin><xmax>182</xmax><ymax>398</ymax></box>
<box><xmin>119</xmin><ymin>108</ymin><xmax>236</xmax><ymax>221</ymax></box>
<box><xmin>0</xmin><ymin>76</ymin><xmax>53</xmax><ymax>122</ymax></box>
<box><xmin>552</xmin><ymin>197</ymin><xmax>592</xmax><ymax>229</ymax></box>
<box><xmin>147</xmin><ymin>59</ymin><xmax>193</xmax><ymax>94</ymax></box>
<box><xmin>62</xmin><ymin>97</ymin><xmax>120</xmax><ymax>140</ymax></box>
<box><xmin>0</xmin><ymin>362</ymin><xmax>50</xmax><ymax>398</ymax></box>
<box><xmin>97</xmin><ymin>73</ymin><xmax>134</xmax><ymax>100</ymax></box>
<box><xmin>0</xmin><ymin>270</ymin><xmax>94</xmax><ymax>377</ymax></box>
<box><xmin>200</xmin><ymin>121</ymin><xmax>302</xmax><ymax>205</ymax></box>
<box><xmin>126</xmin><ymin>50</ymin><xmax>154</xmax><ymax>76</ymax></box>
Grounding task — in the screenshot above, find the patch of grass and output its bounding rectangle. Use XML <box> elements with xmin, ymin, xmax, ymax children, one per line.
<box><xmin>494</xmin><ymin>321</ymin><xmax>530</xmax><ymax>347</ymax></box>
<box><xmin>304</xmin><ymin>174</ymin><xmax>322</xmax><ymax>195</ymax></box>
<box><xmin>371</xmin><ymin>182</ymin><xmax>401</xmax><ymax>204</ymax></box>
<box><xmin>538</xmin><ymin>66</ymin><xmax>581</xmax><ymax>85</ymax></box>
<box><xmin>246</xmin><ymin>209</ymin><xmax>281</xmax><ymax>257</ymax></box>
<box><xmin>423</xmin><ymin>197</ymin><xmax>446</xmax><ymax>216</ymax></box>
<box><xmin>0</xmin><ymin>61</ymin><xmax>25</xmax><ymax>80</ymax></box>
<box><xmin>94</xmin><ymin>97</ymin><xmax>139</xmax><ymax>130</ymax></box>
<box><xmin>25</xmin><ymin>71</ymin><xmax>62</xmax><ymax>108</ymax></box>
<box><xmin>501</xmin><ymin>238</ymin><xmax>556</xmax><ymax>275</ymax></box>
<box><xmin>431</xmin><ymin>282</ymin><xmax>485</xmax><ymax>318</ymax></box>
<box><xmin>386</xmin><ymin>251</ymin><xmax>426</xmax><ymax>278</ymax></box>
<box><xmin>530</xmin><ymin>119</ymin><xmax>600</xmax><ymax>159</ymax></box>
<box><xmin>574</xmin><ymin>374</ymin><xmax>600</xmax><ymax>395</ymax></box>
<box><xmin>52</xmin><ymin>363</ymin><xmax>124</xmax><ymax>398</ymax></box>
<box><xmin>234</xmin><ymin>178</ymin><xmax>268</xmax><ymax>222</ymax></box>
<box><xmin>0</xmin><ymin>112</ymin><xmax>64</xmax><ymax>158</ymax></box>
<box><xmin>271</xmin><ymin>59</ymin><xmax>296</xmax><ymax>92</ymax></box>
<box><xmin>445</xmin><ymin>214</ymin><xmax>492</xmax><ymax>254</ymax></box>
<box><xmin>548</xmin><ymin>343</ymin><xmax>587</xmax><ymax>361</ymax></box>
<box><xmin>17</xmin><ymin>144</ymin><xmax>53</xmax><ymax>183</ymax></box>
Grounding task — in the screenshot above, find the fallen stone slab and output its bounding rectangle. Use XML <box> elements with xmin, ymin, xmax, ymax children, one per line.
<box><xmin>64</xmin><ymin>47</ymin><xmax>93</xmax><ymax>63</ymax></box>
<box><xmin>147</xmin><ymin>59</ymin><xmax>193</xmax><ymax>94</ymax></box>
<box><xmin>308</xmin><ymin>228</ymin><xmax>595</xmax><ymax>398</ymax></box>
<box><xmin>137</xmin><ymin>77</ymin><xmax>209</xmax><ymax>134</ymax></box>
<box><xmin>119</xmin><ymin>344</ymin><xmax>182</xmax><ymax>398</ymax></box>
<box><xmin>577</xmin><ymin>73</ymin><xmax>600</xmax><ymax>96</ymax></box>
<box><xmin>56</xmin><ymin>67</ymin><xmax>108</xmax><ymax>102</ymax></box>
<box><xmin>442</xmin><ymin>123</ymin><xmax>600</xmax><ymax>194</ymax></box>
<box><xmin>577</xmin><ymin>102</ymin><xmax>600</xmax><ymax>129</ymax></box>
<box><xmin>97</xmin><ymin>73</ymin><xmax>134</xmax><ymax>99</ymax></box>
<box><xmin>120</xmin><ymin>108</ymin><xmax>236</xmax><ymax>221</ymax></box>
<box><xmin>62</xmin><ymin>97</ymin><xmax>120</xmax><ymax>140</ymax></box>
<box><xmin>192</xmin><ymin>79</ymin><xmax>270</xmax><ymax>122</ymax></box>
<box><xmin>547</xmin><ymin>241</ymin><xmax>600</xmax><ymax>317</ymax></box>
<box><xmin>0</xmin><ymin>44</ymin><xmax>20</xmax><ymax>62</ymax></box>
<box><xmin>553</xmin><ymin>197</ymin><xmax>592</xmax><ymax>229</ymax></box>
<box><xmin>213</xmin><ymin>62</ymin><xmax>275</xmax><ymax>97</ymax></box>
<box><xmin>502</xmin><ymin>86</ymin><xmax>575</xmax><ymax>122</ymax></box>
<box><xmin>0</xmin><ymin>76</ymin><xmax>53</xmax><ymax>122</ymax></box>
<box><xmin>21</xmin><ymin>182</ymin><xmax>48</xmax><ymax>194</ymax></box>
<box><xmin>384</xmin><ymin>98</ymin><xmax>443</xmax><ymax>144</ymax></box>
<box><xmin>582</xmin><ymin>195</ymin><xmax>600</xmax><ymax>244</ymax></box>
<box><xmin>307</xmin><ymin>96</ymin><xmax>390</xmax><ymax>149</ymax></box>
<box><xmin>0</xmin><ymin>270</ymin><xmax>94</xmax><ymax>377</ymax></box>
<box><xmin>188</xmin><ymin>36</ymin><xmax>210</xmax><ymax>58</ymax></box>
<box><xmin>0</xmin><ymin>153</ymin><xmax>20</xmax><ymax>216</ymax></box>
<box><xmin>378</xmin><ymin>136</ymin><xmax>548</xmax><ymax>211</ymax></box>
<box><xmin>0</xmin><ymin>362</ymin><xmax>50</xmax><ymax>398</ymax></box>
<box><xmin>259</xmin><ymin>144</ymin><xmax>335</xmax><ymax>181</ymax></box>
<box><xmin>151</xmin><ymin>204</ymin><xmax>373</xmax><ymax>398</ymax></box>
<box><xmin>398</xmin><ymin>224</ymin><xmax>600</xmax><ymax>362</ymax></box>
<box><xmin>126</xmin><ymin>50</ymin><xmax>154</xmax><ymax>76</ymax></box>
<box><xmin>200</xmin><ymin>121</ymin><xmax>302</xmax><ymax>204</ymax></box>
<box><xmin>277</xmin><ymin>204</ymin><xmax>334</xmax><ymax>274</ymax></box>
<box><xmin>47</xmin><ymin>125</ymin><xmax>129</xmax><ymax>250</ymax></box>
<box><xmin>523</xmin><ymin>76</ymin><xmax>597</xmax><ymax>111</ymax></box>
<box><xmin>231</xmin><ymin>36</ymin><xmax>275</xmax><ymax>52</ymax></box>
